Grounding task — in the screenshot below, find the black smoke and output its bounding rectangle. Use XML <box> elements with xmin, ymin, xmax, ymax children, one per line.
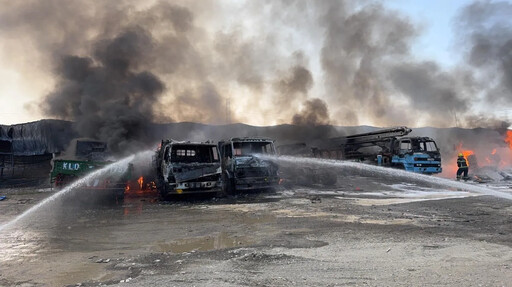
<box><xmin>292</xmin><ymin>98</ymin><xmax>330</xmax><ymax>126</ymax></box>
<box><xmin>1</xmin><ymin>0</ymin><xmax>512</xmax><ymax>140</ymax></box>
<box><xmin>41</xmin><ymin>28</ymin><xmax>164</xmax><ymax>154</ymax></box>
<box><xmin>457</xmin><ymin>1</ymin><xmax>512</xmax><ymax>104</ymax></box>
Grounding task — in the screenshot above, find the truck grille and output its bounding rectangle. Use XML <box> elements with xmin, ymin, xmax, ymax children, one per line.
<box><xmin>414</xmin><ymin>163</ymin><xmax>441</xmax><ymax>167</ymax></box>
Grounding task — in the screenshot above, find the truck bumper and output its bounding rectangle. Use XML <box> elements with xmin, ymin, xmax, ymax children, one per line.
<box><xmin>167</xmin><ymin>181</ymin><xmax>222</xmax><ymax>195</ymax></box>
<box><xmin>405</xmin><ymin>165</ymin><xmax>442</xmax><ymax>174</ymax></box>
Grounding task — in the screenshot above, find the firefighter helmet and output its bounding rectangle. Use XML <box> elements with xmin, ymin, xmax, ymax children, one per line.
<box><xmin>458</xmin><ymin>153</ymin><xmax>463</xmax><ymax>157</ymax></box>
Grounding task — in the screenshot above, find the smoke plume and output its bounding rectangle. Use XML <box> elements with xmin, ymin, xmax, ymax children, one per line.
<box><xmin>292</xmin><ymin>98</ymin><xmax>330</xmax><ymax>126</ymax></box>
<box><xmin>41</xmin><ymin>28</ymin><xmax>164</xmax><ymax>154</ymax></box>
<box><xmin>1</xmin><ymin>0</ymin><xmax>512</xmax><ymax>152</ymax></box>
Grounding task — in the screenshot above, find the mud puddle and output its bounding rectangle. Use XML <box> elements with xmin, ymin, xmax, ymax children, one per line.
<box><xmin>152</xmin><ymin>232</ymin><xmax>252</xmax><ymax>253</ymax></box>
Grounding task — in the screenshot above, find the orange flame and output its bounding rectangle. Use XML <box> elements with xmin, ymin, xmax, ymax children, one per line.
<box><xmin>456</xmin><ymin>143</ymin><xmax>473</xmax><ymax>167</ymax></box>
<box><xmin>461</xmin><ymin>150</ymin><xmax>474</xmax><ymax>166</ymax></box>
<box><xmin>491</xmin><ymin>148</ymin><xmax>497</xmax><ymax>155</ymax></box>
<box><xmin>506</xmin><ymin>130</ymin><xmax>512</xmax><ymax>150</ymax></box>
<box><xmin>138</xmin><ymin>176</ymin><xmax>144</xmax><ymax>190</ymax></box>
<box><xmin>461</xmin><ymin>150</ymin><xmax>474</xmax><ymax>158</ymax></box>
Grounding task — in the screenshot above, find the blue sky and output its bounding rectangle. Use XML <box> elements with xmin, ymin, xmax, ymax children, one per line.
<box><xmin>384</xmin><ymin>0</ymin><xmax>471</xmax><ymax>67</ymax></box>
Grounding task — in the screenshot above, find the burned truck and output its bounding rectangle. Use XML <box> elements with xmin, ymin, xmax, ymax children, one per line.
<box><xmin>50</xmin><ymin>139</ymin><xmax>128</xmax><ymax>202</ymax></box>
<box><xmin>155</xmin><ymin>140</ymin><xmax>222</xmax><ymax>197</ymax></box>
<box><xmin>218</xmin><ymin>137</ymin><xmax>280</xmax><ymax>193</ymax></box>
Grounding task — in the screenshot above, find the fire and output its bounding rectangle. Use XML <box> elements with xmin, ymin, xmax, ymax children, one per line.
<box><xmin>441</xmin><ymin>137</ymin><xmax>512</xmax><ymax>178</ymax></box>
<box><xmin>456</xmin><ymin>143</ymin><xmax>474</xmax><ymax>167</ymax></box>
<box><xmin>138</xmin><ymin>176</ymin><xmax>144</xmax><ymax>190</ymax></box>
<box><xmin>461</xmin><ymin>150</ymin><xmax>474</xmax><ymax>159</ymax></box>
<box><xmin>506</xmin><ymin>130</ymin><xmax>512</xmax><ymax>150</ymax></box>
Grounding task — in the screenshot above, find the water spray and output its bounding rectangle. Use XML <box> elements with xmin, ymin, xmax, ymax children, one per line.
<box><xmin>0</xmin><ymin>150</ymin><xmax>153</xmax><ymax>232</ymax></box>
<box><xmin>261</xmin><ymin>155</ymin><xmax>512</xmax><ymax>201</ymax></box>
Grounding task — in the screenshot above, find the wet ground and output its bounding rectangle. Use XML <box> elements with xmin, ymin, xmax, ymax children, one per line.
<box><xmin>1</xmin><ymin>175</ymin><xmax>512</xmax><ymax>286</ymax></box>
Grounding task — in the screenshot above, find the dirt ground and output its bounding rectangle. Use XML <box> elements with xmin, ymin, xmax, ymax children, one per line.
<box><xmin>1</xmin><ymin>176</ymin><xmax>512</xmax><ymax>287</ymax></box>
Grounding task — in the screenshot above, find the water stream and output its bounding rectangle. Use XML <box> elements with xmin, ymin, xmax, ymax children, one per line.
<box><xmin>0</xmin><ymin>150</ymin><xmax>153</xmax><ymax>232</ymax></box>
<box><xmin>263</xmin><ymin>155</ymin><xmax>512</xmax><ymax>201</ymax></box>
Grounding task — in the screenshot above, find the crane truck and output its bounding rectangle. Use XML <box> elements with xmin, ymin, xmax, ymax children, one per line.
<box><xmin>312</xmin><ymin>127</ymin><xmax>442</xmax><ymax>174</ymax></box>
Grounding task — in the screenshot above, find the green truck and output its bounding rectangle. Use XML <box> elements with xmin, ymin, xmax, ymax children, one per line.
<box><xmin>50</xmin><ymin>139</ymin><xmax>128</xmax><ymax>202</ymax></box>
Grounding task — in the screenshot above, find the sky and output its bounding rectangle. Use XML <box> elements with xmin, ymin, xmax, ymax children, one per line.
<box><xmin>385</xmin><ymin>0</ymin><xmax>467</xmax><ymax>66</ymax></box>
<box><xmin>0</xmin><ymin>0</ymin><xmax>511</xmax><ymax>129</ymax></box>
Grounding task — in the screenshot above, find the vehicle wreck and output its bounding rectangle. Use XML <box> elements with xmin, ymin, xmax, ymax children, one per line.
<box><xmin>50</xmin><ymin>138</ymin><xmax>128</xmax><ymax>202</ymax></box>
<box><xmin>155</xmin><ymin>140</ymin><xmax>222</xmax><ymax>197</ymax></box>
<box><xmin>218</xmin><ymin>137</ymin><xmax>280</xmax><ymax>193</ymax></box>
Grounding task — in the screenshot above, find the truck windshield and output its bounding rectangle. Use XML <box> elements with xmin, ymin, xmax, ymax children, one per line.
<box><xmin>170</xmin><ymin>145</ymin><xmax>219</xmax><ymax>163</ymax></box>
<box><xmin>420</xmin><ymin>141</ymin><xmax>438</xmax><ymax>152</ymax></box>
<box><xmin>406</xmin><ymin>139</ymin><xmax>438</xmax><ymax>152</ymax></box>
<box><xmin>233</xmin><ymin>142</ymin><xmax>275</xmax><ymax>156</ymax></box>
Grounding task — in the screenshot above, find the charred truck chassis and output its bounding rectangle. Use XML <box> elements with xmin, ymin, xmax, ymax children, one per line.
<box><xmin>155</xmin><ymin>140</ymin><xmax>222</xmax><ymax>197</ymax></box>
<box><xmin>218</xmin><ymin>137</ymin><xmax>280</xmax><ymax>193</ymax></box>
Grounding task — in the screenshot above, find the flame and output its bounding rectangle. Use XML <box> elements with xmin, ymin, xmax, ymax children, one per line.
<box><xmin>461</xmin><ymin>150</ymin><xmax>474</xmax><ymax>159</ymax></box>
<box><xmin>461</xmin><ymin>150</ymin><xmax>474</xmax><ymax>167</ymax></box>
<box><xmin>440</xmin><ymin>139</ymin><xmax>512</xmax><ymax>178</ymax></box>
<box><xmin>138</xmin><ymin>176</ymin><xmax>144</xmax><ymax>190</ymax></box>
<box><xmin>506</xmin><ymin>130</ymin><xmax>512</xmax><ymax>150</ymax></box>
<box><xmin>125</xmin><ymin>184</ymin><xmax>130</xmax><ymax>192</ymax></box>
<box><xmin>455</xmin><ymin>143</ymin><xmax>473</xmax><ymax>167</ymax></box>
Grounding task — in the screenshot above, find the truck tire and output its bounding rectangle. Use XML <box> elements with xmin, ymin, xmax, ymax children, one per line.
<box><xmin>156</xmin><ymin>178</ymin><xmax>168</xmax><ymax>199</ymax></box>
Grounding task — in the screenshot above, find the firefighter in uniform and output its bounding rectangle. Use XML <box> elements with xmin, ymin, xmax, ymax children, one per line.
<box><xmin>456</xmin><ymin>153</ymin><xmax>469</xmax><ymax>180</ymax></box>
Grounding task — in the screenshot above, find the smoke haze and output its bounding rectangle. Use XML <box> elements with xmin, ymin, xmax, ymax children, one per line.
<box><xmin>1</xmin><ymin>0</ymin><xmax>512</xmax><ymax>153</ymax></box>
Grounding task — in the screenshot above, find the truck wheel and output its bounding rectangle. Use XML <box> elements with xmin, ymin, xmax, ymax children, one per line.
<box><xmin>157</xmin><ymin>179</ymin><xmax>168</xmax><ymax>199</ymax></box>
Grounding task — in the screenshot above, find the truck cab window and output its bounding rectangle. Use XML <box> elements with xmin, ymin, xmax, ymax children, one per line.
<box><xmin>425</xmin><ymin>141</ymin><xmax>438</xmax><ymax>152</ymax></box>
<box><xmin>212</xmin><ymin>147</ymin><xmax>219</xmax><ymax>161</ymax></box>
<box><xmin>400</xmin><ymin>140</ymin><xmax>411</xmax><ymax>151</ymax></box>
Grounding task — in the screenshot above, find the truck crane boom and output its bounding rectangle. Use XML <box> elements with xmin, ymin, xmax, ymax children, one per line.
<box><xmin>314</xmin><ymin>127</ymin><xmax>442</xmax><ymax>174</ymax></box>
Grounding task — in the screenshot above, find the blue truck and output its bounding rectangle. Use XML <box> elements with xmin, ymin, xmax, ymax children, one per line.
<box><xmin>311</xmin><ymin>127</ymin><xmax>442</xmax><ymax>174</ymax></box>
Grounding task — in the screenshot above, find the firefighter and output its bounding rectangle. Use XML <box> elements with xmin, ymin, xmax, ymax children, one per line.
<box><xmin>456</xmin><ymin>153</ymin><xmax>469</xmax><ymax>180</ymax></box>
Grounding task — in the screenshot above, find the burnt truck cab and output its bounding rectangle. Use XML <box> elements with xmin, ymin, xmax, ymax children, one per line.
<box><xmin>155</xmin><ymin>140</ymin><xmax>222</xmax><ymax>197</ymax></box>
<box><xmin>218</xmin><ymin>137</ymin><xmax>280</xmax><ymax>193</ymax></box>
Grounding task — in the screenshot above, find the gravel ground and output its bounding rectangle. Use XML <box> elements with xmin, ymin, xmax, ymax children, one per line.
<box><xmin>1</xmin><ymin>177</ymin><xmax>512</xmax><ymax>287</ymax></box>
